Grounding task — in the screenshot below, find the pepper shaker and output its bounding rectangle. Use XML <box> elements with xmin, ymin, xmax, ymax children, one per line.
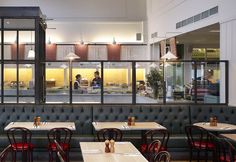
<box><xmin>105</xmin><ymin>140</ymin><xmax>110</xmax><ymax>153</ymax></box>
<box><xmin>110</xmin><ymin>139</ymin><xmax>115</xmax><ymax>153</ymax></box>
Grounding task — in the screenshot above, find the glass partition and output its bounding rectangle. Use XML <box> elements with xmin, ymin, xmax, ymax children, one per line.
<box><xmin>4</xmin><ymin>64</ymin><xmax>17</xmax><ymax>103</ymax></box>
<box><xmin>103</xmin><ymin>62</ymin><xmax>132</xmax><ymax>103</ymax></box>
<box><xmin>19</xmin><ymin>31</ymin><xmax>35</xmax><ymax>60</ymax></box>
<box><xmin>195</xmin><ymin>62</ymin><xmax>221</xmax><ymax>104</ymax></box>
<box><xmin>45</xmin><ymin>62</ymin><xmax>69</xmax><ymax>103</ymax></box>
<box><xmin>19</xmin><ymin>64</ymin><xmax>35</xmax><ymax>103</ymax></box>
<box><xmin>165</xmin><ymin>62</ymin><xmax>195</xmax><ymax>103</ymax></box>
<box><xmin>72</xmin><ymin>62</ymin><xmax>101</xmax><ymax>103</ymax></box>
<box><xmin>4</xmin><ymin>31</ymin><xmax>16</xmax><ymax>60</ymax></box>
<box><xmin>136</xmin><ymin>62</ymin><xmax>164</xmax><ymax>103</ymax></box>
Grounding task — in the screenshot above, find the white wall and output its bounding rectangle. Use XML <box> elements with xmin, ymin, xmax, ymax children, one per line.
<box><xmin>147</xmin><ymin>0</ymin><xmax>236</xmax><ymax>105</ymax></box>
<box><xmin>0</xmin><ymin>0</ymin><xmax>146</xmax><ymax>21</ymax></box>
<box><xmin>47</xmin><ymin>21</ymin><xmax>143</xmax><ymax>43</ymax></box>
<box><xmin>0</xmin><ymin>0</ymin><xmax>147</xmax><ymax>44</ymax></box>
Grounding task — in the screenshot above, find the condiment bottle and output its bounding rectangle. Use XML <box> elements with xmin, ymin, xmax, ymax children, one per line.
<box><xmin>36</xmin><ymin>116</ymin><xmax>41</xmax><ymax>126</ymax></box>
<box><xmin>34</xmin><ymin>117</ymin><xmax>37</xmax><ymax>126</ymax></box>
<box><xmin>210</xmin><ymin>117</ymin><xmax>214</xmax><ymax>126</ymax></box>
<box><xmin>105</xmin><ymin>140</ymin><xmax>110</xmax><ymax>153</ymax></box>
<box><xmin>128</xmin><ymin>116</ymin><xmax>132</xmax><ymax>126</ymax></box>
<box><xmin>131</xmin><ymin>117</ymin><xmax>135</xmax><ymax>126</ymax></box>
<box><xmin>213</xmin><ymin>116</ymin><xmax>217</xmax><ymax>126</ymax></box>
<box><xmin>110</xmin><ymin>139</ymin><xmax>115</xmax><ymax>153</ymax></box>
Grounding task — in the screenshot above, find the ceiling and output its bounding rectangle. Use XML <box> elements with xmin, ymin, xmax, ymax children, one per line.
<box><xmin>176</xmin><ymin>23</ymin><xmax>220</xmax><ymax>47</ymax></box>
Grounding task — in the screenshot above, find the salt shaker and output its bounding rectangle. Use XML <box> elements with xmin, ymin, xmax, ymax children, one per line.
<box><xmin>131</xmin><ymin>117</ymin><xmax>135</xmax><ymax>126</ymax></box>
<box><xmin>110</xmin><ymin>139</ymin><xmax>115</xmax><ymax>153</ymax></box>
<box><xmin>105</xmin><ymin>140</ymin><xmax>110</xmax><ymax>153</ymax></box>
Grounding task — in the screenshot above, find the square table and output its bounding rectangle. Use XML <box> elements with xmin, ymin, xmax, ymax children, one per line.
<box><xmin>4</xmin><ymin>122</ymin><xmax>76</xmax><ymax>162</ymax></box>
<box><xmin>80</xmin><ymin>142</ymin><xmax>148</xmax><ymax>162</ymax></box>
<box><xmin>4</xmin><ymin>122</ymin><xmax>76</xmax><ymax>131</ymax></box>
<box><xmin>220</xmin><ymin>134</ymin><xmax>236</xmax><ymax>142</ymax></box>
<box><xmin>193</xmin><ymin>122</ymin><xmax>236</xmax><ymax>132</ymax></box>
<box><xmin>92</xmin><ymin>122</ymin><xmax>166</xmax><ymax>131</ymax></box>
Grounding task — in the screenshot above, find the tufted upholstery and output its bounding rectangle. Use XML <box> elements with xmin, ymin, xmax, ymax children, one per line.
<box><xmin>0</xmin><ymin>104</ymin><xmax>235</xmax><ymax>154</ymax></box>
<box><xmin>0</xmin><ymin>105</ymin><xmax>93</xmax><ymax>135</ymax></box>
<box><xmin>93</xmin><ymin>105</ymin><xmax>190</xmax><ymax>134</ymax></box>
<box><xmin>190</xmin><ymin>105</ymin><xmax>236</xmax><ymax>125</ymax></box>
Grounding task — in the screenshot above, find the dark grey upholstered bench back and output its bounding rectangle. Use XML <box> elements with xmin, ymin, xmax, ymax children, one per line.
<box><xmin>0</xmin><ymin>105</ymin><xmax>93</xmax><ymax>135</ymax></box>
<box><xmin>190</xmin><ymin>105</ymin><xmax>236</xmax><ymax>125</ymax></box>
<box><xmin>93</xmin><ymin>105</ymin><xmax>190</xmax><ymax>134</ymax></box>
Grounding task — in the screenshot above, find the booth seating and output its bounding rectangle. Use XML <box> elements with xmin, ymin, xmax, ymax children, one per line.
<box><xmin>0</xmin><ymin>104</ymin><xmax>234</xmax><ymax>159</ymax></box>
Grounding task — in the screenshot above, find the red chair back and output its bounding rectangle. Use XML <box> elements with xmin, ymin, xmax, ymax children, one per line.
<box><xmin>96</xmin><ymin>128</ymin><xmax>123</xmax><ymax>142</ymax></box>
<box><xmin>47</xmin><ymin>128</ymin><xmax>72</xmax><ymax>146</ymax></box>
<box><xmin>185</xmin><ymin>125</ymin><xmax>213</xmax><ymax>150</ymax></box>
<box><xmin>7</xmin><ymin>127</ymin><xmax>32</xmax><ymax>150</ymax></box>
<box><xmin>142</xmin><ymin>129</ymin><xmax>169</xmax><ymax>152</ymax></box>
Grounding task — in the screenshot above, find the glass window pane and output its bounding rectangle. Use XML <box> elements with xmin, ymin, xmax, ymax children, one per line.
<box><xmin>165</xmin><ymin>62</ymin><xmax>194</xmax><ymax>103</ymax></box>
<box><xmin>196</xmin><ymin>62</ymin><xmax>221</xmax><ymax>104</ymax></box>
<box><xmin>104</xmin><ymin>62</ymin><xmax>132</xmax><ymax>103</ymax></box>
<box><xmin>136</xmin><ymin>62</ymin><xmax>164</xmax><ymax>103</ymax></box>
<box><xmin>4</xmin><ymin>31</ymin><xmax>17</xmax><ymax>60</ymax></box>
<box><xmin>4</xmin><ymin>64</ymin><xmax>17</xmax><ymax>103</ymax></box>
<box><xmin>46</xmin><ymin>62</ymin><xmax>69</xmax><ymax>103</ymax></box>
<box><xmin>4</xmin><ymin>19</ymin><xmax>35</xmax><ymax>29</ymax></box>
<box><xmin>19</xmin><ymin>97</ymin><xmax>34</xmax><ymax>103</ymax></box>
<box><xmin>19</xmin><ymin>64</ymin><xmax>35</xmax><ymax>97</ymax></box>
<box><xmin>72</xmin><ymin>62</ymin><xmax>101</xmax><ymax>103</ymax></box>
<box><xmin>19</xmin><ymin>31</ymin><xmax>35</xmax><ymax>60</ymax></box>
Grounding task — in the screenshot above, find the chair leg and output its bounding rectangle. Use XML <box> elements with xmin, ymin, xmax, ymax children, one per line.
<box><xmin>11</xmin><ymin>150</ymin><xmax>16</xmax><ymax>162</ymax></box>
<box><xmin>189</xmin><ymin>150</ymin><xmax>192</xmax><ymax>162</ymax></box>
<box><xmin>49</xmin><ymin>150</ymin><xmax>53</xmax><ymax>162</ymax></box>
<box><xmin>66</xmin><ymin>151</ymin><xmax>70</xmax><ymax>162</ymax></box>
<box><xmin>197</xmin><ymin>150</ymin><xmax>200</xmax><ymax>162</ymax></box>
<box><xmin>205</xmin><ymin>150</ymin><xmax>208</xmax><ymax>162</ymax></box>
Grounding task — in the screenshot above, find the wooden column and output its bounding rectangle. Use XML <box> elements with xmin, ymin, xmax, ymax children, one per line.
<box><xmin>46</xmin><ymin>44</ymin><xmax>57</xmax><ymax>61</ymax></box>
<box><xmin>75</xmin><ymin>44</ymin><xmax>88</xmax><ymax>60</ymax></box>
<box><xmin>107</xmin><ymin>44</ymin><xmax>121</xmax><ymax>60</ymax></box>
<box><xmin>11</xmin><ymin>44</ymin><xmax>25</xmax><ymax>60</ymax></box>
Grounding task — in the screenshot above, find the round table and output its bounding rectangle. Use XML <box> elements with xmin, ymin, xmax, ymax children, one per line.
<box><xmin>194</xmin><ymin>122</ymin><xmax>236</xmax><ymax>132</ymax></box>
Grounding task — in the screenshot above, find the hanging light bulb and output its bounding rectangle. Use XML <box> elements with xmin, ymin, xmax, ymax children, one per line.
<box><xmin>28</xmin><ymin>31</ymin><xmax>35</xmax><ymax>58</ymax></box>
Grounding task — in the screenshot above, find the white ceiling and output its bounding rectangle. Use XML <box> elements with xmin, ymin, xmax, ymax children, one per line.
<box><xmin>176</xmin><ymin>23</ymin><xmax>219</xmax><ymax>47</ymax></box>
<box><xmin>0</xmin><ymin>0</ymin><xmax>147</xmax><ymax>22</ymax></box>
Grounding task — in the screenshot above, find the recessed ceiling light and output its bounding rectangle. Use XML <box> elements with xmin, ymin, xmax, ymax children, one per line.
<box><xmin>6</xmin><ymin>21</ymin><xmax>10</xmax><ymax>24</ymax></box>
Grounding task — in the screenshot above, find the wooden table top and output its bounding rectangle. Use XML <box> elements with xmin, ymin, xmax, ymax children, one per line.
<box><xmin>194</xmin><ymin>122</ymin><xmax>236</xmax><ymax>132</ymax></box>
<box><xmin>80</xmin><ymin>142</ymin><xmax>148</xmax><ymax>162</ymax></box>
<box><xmin>92</xmin><ymin>122</ymin><xmax>166</xmax><ymax>131</ymax></box>
<box><xmin>4</xmin><ymin>122</ymin><xmax>76</xmax><ymax>131</ymax></box>
<box><xmin>220</xmin><ymin>134</ymin><xmax>236</xmax><ymax>141</ymax></box>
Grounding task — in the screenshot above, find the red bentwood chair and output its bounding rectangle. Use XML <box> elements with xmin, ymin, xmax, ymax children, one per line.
<box><xmin>140</xmin><ymin>129</ymin><xmax>169</xmax><ymax>159</ymax></box>
<box><xmin>7</xmin><ymin>127</ymin><xmax>33</xmax><ymax>162</ymax></box>
<box><xmin>47</xmin><ymin>128</ymin><xmax>72</xmax><ymax>162</ymax></box>
<box><xmin>185</xmin><ymin>125</ymin><xmax>215</xmax><ymax>162</ymax></box>
<box><xmin>96</xmin><ymin>128</ymin><xmax>123</xmax><ymax>142</ymax></box>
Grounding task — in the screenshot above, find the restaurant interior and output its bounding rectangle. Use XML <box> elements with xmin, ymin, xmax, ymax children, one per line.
<box><xmin>0</xmin><ymin>0</ymin><xmax>236</xmax><ymax>162</ymax></box>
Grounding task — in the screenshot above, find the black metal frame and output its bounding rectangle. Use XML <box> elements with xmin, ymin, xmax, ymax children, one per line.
<box><xmin>42</xmin><ymin>60</ymin><xmax>228</xmax><ymax>105</ymax></box>
<box><xmin>0</xmin><ymin>7</ymin><xmax>46</xmax><ymax>104</ymax></box>
<box><xmin>0</xmin><ymin>7</ymin><xmax>229</xmax><ymax>106</ymax></box>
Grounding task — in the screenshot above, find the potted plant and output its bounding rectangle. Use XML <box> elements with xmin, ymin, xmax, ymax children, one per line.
<box><xmin>146</xmin><ymin>68</ymin><xmax>164</xmax><ymax>99</ymax></box>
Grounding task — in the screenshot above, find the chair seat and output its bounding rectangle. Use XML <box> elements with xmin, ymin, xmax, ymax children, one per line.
<box><xmin>220</xmin><ymin>155</ymin><xmax>236</xmax><ymax>162</ymax></box>
<box><xmin>140</xmin><ymin>143</ymin><xmax>166</xmax><ymax>153</ymax></box>
<box><xmin>192</xmin><ymin>141</ymin><xmax>215</xmax><ymax>149</ymax></box>
<box><xmin>48</xmin><ymin>143</ymin><xmax>69</xmax><ymax>151</ymax></box>
<box><xmin>11</xmin><ymin>143</ymin><xmax>33</xmax><ymax>151</ymax></box>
